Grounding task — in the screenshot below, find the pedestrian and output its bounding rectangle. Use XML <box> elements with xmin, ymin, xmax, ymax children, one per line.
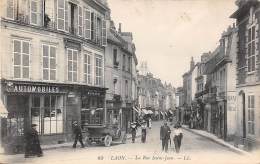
<box><xmin>148</xmin><ymin>118</ymin><xmax>152</xmax><ymax>129</ymax></box>
<box><xmin>141</xmin><ymin>121</ymin><xmax>147</xmax><ymax>143</ymax></box>
<box><xmin>160</xmin><ymin>121</ymin><xmax>171</xmax><ymax>152</ymax></box>
<box><xmin>173</xmin><ymin>122</ymin><xmax>183</xmax><ymax>153</ymax></box>
<box><xmin>24</xmin><ymin>124</ymin><xmax>43</xmax><ymax>158</ymax></box>
<box><xmin>130</xmin><ymin>122</ymin><xmax>137</xmax><ymax>143</ymax></box>
<box><xmin>72</xmin><ymin>121</ymin><xmax>85</xmax><ymax>148</ymax></box>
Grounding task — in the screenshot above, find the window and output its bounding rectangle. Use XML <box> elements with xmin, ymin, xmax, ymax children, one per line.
<box><xmin>13</xmin><ymin>39</ymin><xmax>30</xmax><ymax>79</ymax></box>
<box><xmin>67</xmin><ymin>49</ymin><xmax>78</xmax><ymax>82</ymax></box>
<box><xmin>43</xmin><ymin>44</ymin><xmax>56</xmax><ymax>80</ymax></box>
<box><xmin>125</xmin><ymin>80</ymin><xmax>128</xmax><ymax>98</ymax></box>
<box><xmin>102</xmin><ymin>19</ymin><xmax>107</xmax><ymax>46</ymax></box>
<box><xmin>57</xmin><ymin>0</ymin><xmax>68</xmax><ymax>31</ymax></box>
<box><xmin>84</xmin><ymin>53</ymin><xmax>92</xmax><ymax>85</ymax></box>
<box><xmin>68</xmin><ymin>2</ymin><xmax>76</xmax><ymax>34</ymax></box>
<box><xmin>95</xmin><ymin>54</ymin><xmax>103</xmax><ymax>86</ymax></box>
<box><xmin>128</xmin><ymin>56</ymin><xmax>131</xmax><ymax>72</ymax></box>
<box><xmin>248</xmin><ymin>95</ymin><xmax>255</xmax><ymax>135</ymax></box>
<box><xmin>30</xmin><ymin>0</ymin><xmax>38</xmax><ymax>25</ymax></box>
<box><xmin>78</xmin><ymin>6</ymin><xmax>83</xmax><ymax>36</ymax></box>
<box><xmin>123</xmin><ymin>54</ymin><xmax>126</xmax><ymax>70</ymax></box>
<box><xmin>96</xmin><ymin>17</ymin><xmax>102</xmax><ymax>44</ymax></box>
<box><xmin>44</xmin><ymin>0</ymin><xmax>55</xmax><ymax>28</ymax></box>
<box><xmin>91</xmin><ymin>12</ymin><xmax>95</xmax><ymax>41</ymax></box>
<box><xmin>248</xmin><ymin>25</ymin><xmax>256</xmax><ymax>73</ymax></box>
<box><xmin>6</xmin><ymin>0</ymin><xmax>15</xmax><ymax>19</ymax></box>
<box><xmin>84</xmin><ymin>8</ymin><xmax>91</xmax><ymax>39</ymax></box>
<box><xmin>113</xmin><ymin>49</ymin><xmax>118</xmax><ymax>68</ymax></box>
<box><xmin>31</xmin><ymin>95</ymin><xmax>64</xmax><ymax>135</ymax></box>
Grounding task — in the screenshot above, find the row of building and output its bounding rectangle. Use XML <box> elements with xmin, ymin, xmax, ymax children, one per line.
<box><xmin>0</xmin><ymin>0</ymin><xmax>176</xmax><ymax>153</ymax></box>
<box><xmin>176</xmin><ymin>0</ymin><xmax>260</xmax><ymax>151</ymax></box>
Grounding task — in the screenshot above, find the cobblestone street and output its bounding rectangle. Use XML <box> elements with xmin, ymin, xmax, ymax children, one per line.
<box><xmin>1</xmin><ymin>121</ymin><xmax>258</xmax><ymax>164</ymax></box>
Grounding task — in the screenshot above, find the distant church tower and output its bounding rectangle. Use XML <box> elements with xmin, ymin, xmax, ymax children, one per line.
<box><xmin>140</xmin><ymin>61</ymin><xmax>148</xmax><ymax>75</ymax></box>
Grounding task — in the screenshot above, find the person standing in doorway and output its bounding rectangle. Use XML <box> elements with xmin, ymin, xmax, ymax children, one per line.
<box><xmin>24</xmin><ymin>124</ymin><xmax>43</xmax><ymax>158</ymax></box>
<box><xmin>72</xmin><ymin>121</ymin><xmax>85</xmax><ymax>148</ymax></box>
<box><xmin>173</xmin><ymin>122</ymin><xmax>183</xmax><ymax>153</ymax></box>
<box><xmin>160</xmin><ymin>121</ymin><xmax>171</xmax><ymax>152</ymax></box>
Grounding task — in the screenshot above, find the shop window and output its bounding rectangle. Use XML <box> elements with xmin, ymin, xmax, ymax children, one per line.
<box><xmin>84</xmin><ymin>53</ymin><xmax>92</xmax><ymax>85</ymax></box>
<box><xmin>248</xmin><ymin>95</ymin><xmax>255</xmax><ymax>135</ymax></box>
<box><xmin>43</xmin><ymin>44</ymin><xmax>56</xmax><ymax>80</ymax></box>
<box><xmin>31</xmin><ymin>95</ymin><xmax>63</xmax><ymax>135</ymax></box>
<box><xmin>67</xmin><ymin>49</ymin><xmax>78</xmax><ymax>82</ymax></box>
<box><xmin>95</xmin><ymin>54</ymin><xmax>103</xmax><ymax>86</ymax></box>
<box><xmin>13</xmin><ymin>39</ymin><xmax>30</xmax><ymax>79</ymax></box>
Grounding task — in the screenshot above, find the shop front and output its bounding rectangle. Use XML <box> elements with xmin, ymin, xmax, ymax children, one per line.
<box><xmin>1</xmin><ymin>80</ymin><xmax>68</xmax><ymax>154</ymax></box>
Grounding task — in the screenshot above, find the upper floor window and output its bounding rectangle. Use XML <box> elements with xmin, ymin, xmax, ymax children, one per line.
<box><xmin>84</xmin><ymin>53</ymin><xmax>92</xmax><ymax>85</ymax></box>
<box><xmin>6</xmin><ymin>0</ymin><xmax>15</xmax><ymax>19</ymax></box>
<box><xmin>128</xmin><ymin>56</ymin><xmax>131</xmax><ymax>72</ymax></box>
<box><xmin>13</xmin><ymin>39</ymin><xmax>30</xmax><ymax>79</ymax></box>
<box><xmin>78</xmin><ymin>6</ymin><xmax>83</xmax><ymax>37</ymax></box>
<box><xmin>122</xmin><ymin>54</ymin><xmax>126</xmax><ymax>71</ymax></box>
<box><xmin>67</xmin><ymin>49</ymin><xmax>78</xmax><ymax>82</ymax></box>
<box><xmin>57</xmin><ymin>0</ymin><xmax>68</xmax><ymax>31</ymax></box>
<box><xmin>248</xmin><ymin>25</ymin><xmax>256</xmax><ymax>73</ymax></box>
<box><xmin>248</xmin><ymin>95</ymin><xmax>255</xmax><ymax>135</ymax></box>
<box><xmin>113</xmin><ymin>49</ymin><xmax>119</xmax><ymax>68</ymax></box>
<box><xmin>95</xmin><ymin>54</ymin><xmax>103</xmax><ymax>86</ymax></box>
<box><xmin>42</xmin><ymin>44</ymin><xmax>56</xmax><ymax>80</ymax></box>
<box><xmin>30</xmin><ymin>0</ymin><xmax>38</xmax><ymax>25</ymax></box>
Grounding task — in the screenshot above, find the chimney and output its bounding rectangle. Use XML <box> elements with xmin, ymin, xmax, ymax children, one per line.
<box><xmin>190</xmin><ymin>57</ymin><xmax>195</xmax><ymax>70</ymax></box>
<box><xmin>118</xmin><ymin>23</ymin><xmax>122</xmax><ymax>33</ymax></box>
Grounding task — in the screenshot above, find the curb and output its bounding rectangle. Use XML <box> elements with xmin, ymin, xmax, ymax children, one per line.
<box><xmin>182</xmin><ymin>126</ymin><xmax>250</xmax><ymax>156</ymax></box>
<box><xmin>42</xmin><ymin>134</ymin><xmax>142</xmax><ymax>151</ymax></box>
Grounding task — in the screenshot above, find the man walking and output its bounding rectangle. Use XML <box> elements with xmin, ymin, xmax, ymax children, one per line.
<box><xmin>160</xmin><ymin>121</ymin><xmax>171</xmax><ymax>152</ymax></box>
<box><xmin>72</xmin><ymin>121</ymin><xmax>85</xmax><ymax>148</ymax></box>
<box><xmin>130</xmin><ymin>122</ymin><xmax>138</xmax><ymax>143</ymax></box>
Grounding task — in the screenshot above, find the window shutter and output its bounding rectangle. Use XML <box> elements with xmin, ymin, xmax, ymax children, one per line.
<box><xmin>65</xmin><ymin>0</ymin><xmax>69</xmax><ymax>32</ymax></box>
<box><xmin>84</xmin><ymin>8</ymin><xmax>91</xmax><ymax>39</ymax></box>
<box><xmin>57</xmin><ymin>0</ymin><xmax>65</xmax><ymax>30</ymax></box>
<box><xmin>78</xmin><ymin>6</ymin><xmax>83</xmax><ymax>37</ymax></box>
<box><xmin>95</xmin><ymin>13</ymin><xmax>98</xmax><ymax>43</ymax></box>
<box><xmin>102</xmin><ymin>18</ymin><xmax>107</xmax><ymax>46</ymax></box>
<box><xmin>30</xmin><ymin>0</ymin><xmax>38</xmax><ymax>25</ymax></box>
<box><xmin>7</xmin><ymin>0</ymin><xmax>15</xmax><ymax>19</ymax></box>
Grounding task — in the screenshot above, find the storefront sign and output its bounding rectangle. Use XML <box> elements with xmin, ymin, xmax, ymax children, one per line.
<box><xmin>6</xmin><ymin>83</ymin><xmax>60</xmax><ymax>93</ymax></box>
<box><xmin>85</xmin><ymin>90</ymin><xmax>103</xmax><ymax>96</ymax></box>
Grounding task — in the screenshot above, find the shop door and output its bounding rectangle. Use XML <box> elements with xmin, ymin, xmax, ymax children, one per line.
<box><xmin>6</xmin><ymin>95</ymin><xmax>29</xmax><ymax>138</ymax></box>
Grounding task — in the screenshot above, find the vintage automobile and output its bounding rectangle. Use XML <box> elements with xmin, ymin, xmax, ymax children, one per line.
<box><xmin>81</xmin><ymin>107</ymin><xmax>127</xmax><ymax>147</ymax></box>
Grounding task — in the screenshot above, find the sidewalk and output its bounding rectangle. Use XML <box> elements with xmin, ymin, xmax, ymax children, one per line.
<box><xmin>182</xmin><ymin>125</ymin><xmax>250</xmax><ymax>156</ymax></box>
<box><xmin>40</xmin><ymin>130</ymin><xmax>141</xmax><ymax>151</ymax></box>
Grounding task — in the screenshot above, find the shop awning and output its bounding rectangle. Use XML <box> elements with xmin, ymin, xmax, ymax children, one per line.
<box><xmin>0</xmin><ymin>100</ymin><xmax>8</xmax><ymax>118</ymax></box>
<box><xmin>147</xmin><ymin>110</ymin><xmax>153</xmax><ymax>114</ymax></box>
<box><xmin>133</xmin><ymin>107</ymin><xmax>139</xmax><ymax>113</ymax></box>
<box><xmin>142</xmin><ymin>109</ymin><xmax>149</xmax><ymax>115</ymax></box>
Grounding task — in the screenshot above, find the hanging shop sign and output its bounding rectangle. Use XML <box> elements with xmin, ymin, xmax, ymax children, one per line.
<box><xmin>5</xmin><ymin>82</ymin><xmax>60</xmax><ymax>93</ymax></box>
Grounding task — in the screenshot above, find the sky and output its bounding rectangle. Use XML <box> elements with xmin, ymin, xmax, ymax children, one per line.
<box><xmin>107</xmin><ymin>0</ymin><xmax>237</xmax><ymax>87</ymax></box>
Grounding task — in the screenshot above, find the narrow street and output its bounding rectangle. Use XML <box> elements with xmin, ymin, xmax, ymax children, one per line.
<box><xmin>1</xmin><ymin>121</ymin><xmax>254</xmax><ymax>164</ymax></box>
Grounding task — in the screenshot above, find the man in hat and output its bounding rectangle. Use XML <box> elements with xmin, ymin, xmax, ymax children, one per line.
<box><xmin>72</xmin><ymin>121</ymin><xmax>85</xmax><ymax>148</ymax></box>
<box><xmin>24</xmin><ymin>124</ymin><xmax>43</xmax><ymax>158</ymax></box>
<box><xmin>160</xmin><ymin>121</ymin><xmax>171</xmax><ymax>152</ymax></box>
<box><xmin>130</xmin><ymin>122</ymin><xmax>137</xmax><ymax>143</ymax></box>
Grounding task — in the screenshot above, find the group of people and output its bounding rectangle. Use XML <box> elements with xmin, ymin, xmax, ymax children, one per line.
<box><xmin>24</xmin><ymin>121</ymin><xmax>84</xmax><ymax>158</ymax></box>
<box><xmin>160</xmin><ymin>121</ymin><xmax>183</xmax><ymax>153</ymax></box>
<box><xmin>130</xmin><ymin>118</ymin><xmax>151</xmax><ymax>143</ymax></box>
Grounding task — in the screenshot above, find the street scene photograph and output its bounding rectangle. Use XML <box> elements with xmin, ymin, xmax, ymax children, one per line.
<box><xmin>0</xmin><ymin>0</ymin><xmax>260</xmax><ymax>163</ymax></box>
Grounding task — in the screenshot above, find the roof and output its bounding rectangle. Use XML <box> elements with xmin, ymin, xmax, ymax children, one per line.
<box><xmin>230</xmin><ymin>0</ymin><xmax>258</xmax><ymax>18</ymax></box>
